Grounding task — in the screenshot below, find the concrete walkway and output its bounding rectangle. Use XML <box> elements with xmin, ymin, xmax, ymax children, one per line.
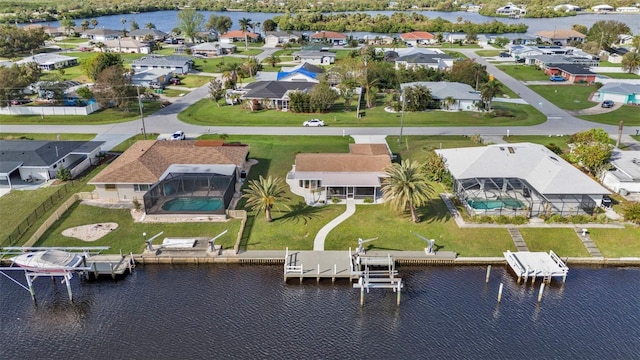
<box><xmin>313</xmin><ymin>198</ymin><xmax>356</xmax><ymax>251</ymax></box>
<box><xmin>507</xmin><ymin>227</ymin><xmax>529</xmax><ymax>251</ymax></box>
<box><xmin>575</xmin><ymin>228</ymin><xmax>604</xmax><ymax>258</ymax></box>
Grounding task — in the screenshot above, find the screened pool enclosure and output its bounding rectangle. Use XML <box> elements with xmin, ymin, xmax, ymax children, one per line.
<box><xmin>143</xmin><ymin>171</ymin><xmax>236</xmax><ymax>215</ymax></box>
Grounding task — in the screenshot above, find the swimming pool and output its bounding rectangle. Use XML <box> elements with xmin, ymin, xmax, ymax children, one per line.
<box><xmin>467</xmin><ymin>198</ymin><xmax>524</xmax><ymax>210</ymax></box>
<box><xmin>161</xmin><ymin>198</ymin><xmax>223</xmax><ymax>212</ymax></box>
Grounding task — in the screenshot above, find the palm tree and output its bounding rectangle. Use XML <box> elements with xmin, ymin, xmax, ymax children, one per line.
<box><xmin>381</xmin><ymin>160</ymin><xmax>434</xmax><ymax>223</ymax></box>
<box><xmin>622</xmin><ymin>52</ymin><xmax>640</xmax><ymax>74</ymax></box>
<box><xmin>443</xmin><ymin>96</ymin><xmax>456</xmax><ymax>110</ymax></box>
<box><xmin>80</xmin><ymin>20</ymin><xmax>90</xmax><ymax>31</ymax></box>
<box><xmin>239</xmin><ymin>17</ymin><xmax>252</xmax><ymax>50</ymax></box>
<box><xmin>480</xmin><ymin>81</ymin><xmax>502</xmax><ymax>111</ymax></box>
<box><xmin>120</xmin><ymin>18</ymin><xmax>127</xmax><ymax>37</ymax></box>
<box><xmin>90</xmin><ymin>18</ymin><xmax>98</xmax><ymax>28</ymax></box>
<box><xmin>266</xmin><ymin>54</ymin><xmax>280</xmax><ymax>68</ymax></box>
<box><xmin>222</xmin><ymin>62</ymin><xmax>242</xmax><ymax>88</ymax></box>
<box><xmin>242</xmin><ymin>176</ymin><xmax>290</xmax><ymax>222</ymax></box>
<box><xmin>145</xmin><ymin>22</ymin><xmax>156</xmax><ymax>29</ymax></box>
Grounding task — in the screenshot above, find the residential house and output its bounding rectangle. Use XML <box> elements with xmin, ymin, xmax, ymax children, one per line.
<box><xmin>544</xmin><ymin>63</ymin><xmax>597</xmax><ymax>83</ymax></box>
<box><xmin>240</xmin><ymin>81</ymin><xmax>316</xmax><ymax>110</ymax></box>
<box><xmin>132</xmin><ymin>55</ymin><xmax>193</xmax><ymax>74</ymax></box>
<box><xmin>292</xmin><ymin>50</ymin><xmax>336</xmax><ymax>65</ymax></box>
<box><xmin>489</xmin><ymin>33</ymin><xmax>537</xmax><ymax>45</ymax></box>
<box><xmin>400</xmin><ymin>31</ymin><xmax>436</xmax><ymax>46</ymax></box>
<box><xmin>591</xmin><ymin>4</ymin><xmax>614</xmax><ymax>12</ymax></box>
<box><xmin>89</xmin><ymin>140</ymin><xmax>249</xmax><ymax>215</ymax></box>
<box><xmin>190</xmin><ymin>42</ymin><xmax>238</xmax><ymax>56</ymax></box>
<box><xmin>535</xmin><ymin>29</ymin><xmax>586</xmax><ymax>45</ymax></box>
<box><xmin>128</xmin><ymin>28</ymin><xmax>168</xmax><ymax>41</ymax></box>
<box><xmin>617</xmin><ymin>34</ymin><xmax>636</xmax><ymax>46</ymax></box>
<box><xmin>23</xmin><ymin>24</ymin><xmax>64</xmax><ymax>37</ymax></box>
<box><xmin>362</xmin><ymin>34</ymin><xmax>395</xmax><ymax>46</ymax></box>
<box><xmin>131</xmin><ymin>68</ymin><xmax>175</xmax><ymax>88</ymax></box>
<box><xmin>601</xmin><ymin>150</ymin><xmax>640</xmax><ymax>195</ymax></box>
<box><xmin>435</xmin><ymin>143</ymin><xmax>611</xmax><ymax>217</ymax></box>
<box><xmin>394</xmin><ymin>53</ymin><xmax>454</xmax><ymax>71</ymax></box>
<box><xmin>81</xmin><ymin>28</ymin><xmax>122</xmax><ymax>42</ymax></box>
<box><xmin>0</xmin><ymin>140</ymin><xmax>104</xmax><ymax>187</ymax></box>
<box><xmin>598</xmin><ymin>82</ymin><xmax>640</xmax><ymax>105</ymax></box>
<box><xmin>444</xmin><ymin>32</ymin><xmax>489</xmax><ymax>45</ymax></box>
<box><xmin>553</xmin><ymin>4</ymin><xmax>582</xmax><ymax>12</ymax></box>
<box><xmin>496</xmin><ymin>3</ymin><xmax>526</xmax><ymax>15</ymax></box>
<box><xmin>277</xmin><ymin>62</ymin><xmax>324</xmax><ymax>83</ymax></box>
<box><xmin>400</xmin><ymin>81</ymin><xmax>482</xmax><ymax>111</ymax></box>
<box><xmin>286</xmin><ymin>143</ymin><xmax>392</xmax><ymax>204</ymax></box>
<box><xmin>16</xmin><ymin>53</ymin><xmax>78</xmax><ymax>71</ymax></box>
<box><xmin>527</xmin><ymin>54</ymin><xmax>599</xmax><ymax>69</ymax></box>
<box><xmin>264</xmin><ymin>31</ymin><xmax>303</xmax><ymax>47</ymax></box>
<box><xmin>102</xmin><ymin>38</ymin><xmax>151</xmax><ymax>54</ymax></box>
<box><xmin>615</xmin><ymin>6</ymin><xmax>639</xmax><ymax>12</ymax></box>
<box><xmin>219</xmin><ymin>30</ymin><xmax>260</xmax><ymax>44</ymax></box>
<box><xmin>309</xmin><ymin>31</ymin><xmax>347</xmax><ymax>45</ymax></box>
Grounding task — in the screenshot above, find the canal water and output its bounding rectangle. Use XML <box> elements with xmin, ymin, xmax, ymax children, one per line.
<box><xmin>1</xmin><ymin>265</ymin><xmax>638</xmax><ymax>359</ymax></box>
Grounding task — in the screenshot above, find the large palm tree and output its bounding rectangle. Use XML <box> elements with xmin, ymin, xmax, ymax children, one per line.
<box><xmin>266</xmin><ymin>54</ymin><xmax>281</xmax><ymax>68</ymax></box>
<box><xmin>622</xmin><ymin>52</ymin><xmax>640</xmax><ymax>74</ymax></box>
<box><xmin>381</xmin><ymin>160</ymin><xmax>434</xmax><ymax>223</ymax></box>
<box><xmin>239</xmin><ymin>17</ymin><xmax>252</xmax><ymax>50</ymax></box>
<box><xmin>480</xmin><ymin>81</ymin><xmax>502</xmax><ymax>111</ymax></box>
<box><xmin>242</xmin><ymin>176</ymin><xmax>290</xmax><ymax>222</ymax></box>
<box><xmin>443</xmin><ymin>96</ymin><xmax>456</xmax><ymax>110</ymax></box>
<box><xmin>222</xmin><ymin>62</ymin><xmax>242</xmax><ymax>88</ymax></box>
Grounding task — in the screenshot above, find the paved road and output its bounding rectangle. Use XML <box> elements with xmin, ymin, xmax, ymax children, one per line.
<box><xmin>1</xmin><ymin>47</ymin><xmax>630</xmax><ymax>147</ymax></box>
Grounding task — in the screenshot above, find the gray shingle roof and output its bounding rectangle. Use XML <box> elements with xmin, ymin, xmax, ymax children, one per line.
<box><xmin>599</xmin><ymin>82</ymin><xmax>640</xmax><ymax>95</ymax></box>
<box><xmin>128</xmin><ymin>29</ymin><xmax>168</xmax><ymax>38</ymax></box>
<box><xmin>132</xmin><ymin>55</ymin><xmax>192</xmax><ymax>67</ymax></box>
<box><xmin>241</xmin><ymin>81</ymin><xmax>315</xmax><ymax>99</ymax></box>
<box><xmin>396</xmin><ymin>53</ymin><xmax>453</xmax><ymax>64</ymax></box>
<box><xmin>400</xmin><ymin>81</ymin><xmax>481</xmax><ymax>101</ymax></box>
<box><xmin>0</xmin><ymin>140</ymin><xmax>104</xmax><ymax>167</ymax></box>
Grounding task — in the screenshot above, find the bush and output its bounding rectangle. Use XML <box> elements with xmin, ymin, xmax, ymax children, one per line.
<box><xmin>363</xmin><ymin>198</ymin><xmax>374</xmax><ymax>204</ymax></box>
<box><xmin>331</xmin><ymin>197</ymin><xmax>342</xmax><ymax>204</ymax></box>
<box><xmin>623</xmin><ymin>202</ymin><xmax>640</xmax><ymax>224</ymax></box>
<box><xmin>132</xmin><ymin>198</ymin><xmax>142</xmax><ymax>210</ymax></box>
<box><xmin>56</xmin><ymin>167</ymin><xmax>72</xmax><ymax>181</ymax></box>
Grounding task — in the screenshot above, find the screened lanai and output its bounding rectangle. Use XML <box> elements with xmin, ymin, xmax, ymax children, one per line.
<box><xmin>143</xmin><ymin>166</ymin><xmax>237</xmax><ymax>215</ymax></box>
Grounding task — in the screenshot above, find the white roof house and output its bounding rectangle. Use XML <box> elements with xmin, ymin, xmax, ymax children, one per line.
<box><xmin>436</xmin><ymin>143</ymin><xmax>610</xmax><ymax>216</ymax></box>
<box><xmin>601</xmin><ymin>150</ymin><xmax>640</xmax><ymax>195</ymax></box>
<box><xmin>400</xmin><ymin>81</ymin><xmax>481</xmax><ymax>111</ymax></box>
<box><xmin>592</xmin><ymin>4</ymin><xmax>614</xmax><ymax>11</ymax></box>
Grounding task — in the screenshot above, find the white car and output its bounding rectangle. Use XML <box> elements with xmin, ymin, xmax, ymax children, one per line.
<box><xmin>303</xmin><ymin>119</ymin><xmax>325</xmax><ymax>127</ymax></box>
<box><xmin>170</xmin><ymin>131</ymin><xmax>186</xmax><ymax>140</ymax></box>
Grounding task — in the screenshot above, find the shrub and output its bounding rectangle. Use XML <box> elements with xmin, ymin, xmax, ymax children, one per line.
<box><xmin>363</xmin><ymin>198</ymin><xmax>374</xmax><ymax>204</ymax></box>
<box><xmin>56</xmin><ymin>167</ymin><xmax>72</xmax><ymax>181</ymax></box>
<box><xmin>132</xmin><ymin>198</ymin><xmax>142</xmax><ymax>210</ymax></box>
<box><xmin>623</xmin><ymin>202</ymin><xmax>640</xmax><ymax>224</ymax></box>
<box><xmin>331</xmin><ymin>197</ymin><xmax>342</xmax><ymax>204</ymax></box>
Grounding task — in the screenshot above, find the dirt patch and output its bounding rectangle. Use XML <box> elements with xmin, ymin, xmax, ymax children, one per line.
<box><xmin>62</xmin><ymin>223</ymin><xmax>118</xmax><ymax>242</ymax></box>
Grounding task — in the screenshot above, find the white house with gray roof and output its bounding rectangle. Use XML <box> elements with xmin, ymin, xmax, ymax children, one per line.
<box><xmin>16</xmin><ymin>53</ymin><xmax>78</xmax><ymax>71</ymax></box>
<box><xmin>436</xmin><ymin>143</ymin><xmax>610</xmax><ymax>217</ymax></box>
<box><xmin>598</xmin><ymin>82</ymin><xmax>640</xmax><ymax>105</ymax></box>
<box><xmin>400</xmin><ymin>81</ymin><xmax>482</xmax><ymax>111</ymax></box>
<box><xmin>601</xmin><ymin>150</ymin><xmax>640</xmax><ymax>195</ymax></box>
<box><xmin>132</xmin><ymin>55</ymin><xmax>193</xmax><ymax>74</ymax></box>
<box><xmin>394</xmin><ymin>53</ymin><xmax>454</xmax><ymax>71</ymax></box>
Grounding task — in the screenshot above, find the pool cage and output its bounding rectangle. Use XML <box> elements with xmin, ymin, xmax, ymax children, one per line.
<box><xmin>143</xmin><ymin>172</ymin><xmax>236</xmax><ymax>215</ymax></box>
<box><xmin>453</xmin><ymin>177</ymin><xmax>598</xmax><ymax>218</ymax></box>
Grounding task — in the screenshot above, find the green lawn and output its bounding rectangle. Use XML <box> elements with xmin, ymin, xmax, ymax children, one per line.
<box><xmin>273</xmin><ymin>49</ymin><xmax>297</xmax><ymax>57</ymax></box>
<box><xmin>0</xmin><ymin>133</ymin><xmax>95</xmax><ymax>141</ymax></box>
<box><xmin>161</xmin><ymin>89</ymin><xmax>188</xmax><ymax>97</ymax></box>
<box><xmin>236</xmin><ymin>48</ymin><xmax>263</xmax><ymax>56</ymax></box>
<box><xmin>504</xmin><ymin>135</ymin><xmax>571</xmax><ymax>150</ymax></box>
<box><xmin>443</xmin><ymin>50</ymin><xmax>467</xmax><ymax>59</ymax></box>
<box><xmin>35</xmin><ymin>203</ymin><xmax>241</xmax><ymax>253</ymax></box>
<box><xmin>589</xmin><ymin>226</ymin><xmax>640</xmax><ymax>257</ymax></box>
<box><xmin>599</xmin><ymin>72</ymin><xmax>640</xmax><ymax>79</ymax></box>
<box><xmin>496</xmin><ymin>65</ymin><xmax>550</xmax><ymax>81</ymax></box>
<box><xmin>0</xmin><ymin>101</ymin><xmax>162</xmax><ymax>125</ymax></box>
<box><xmin>110</xmin><ymin>133</ymin><xmax>160</xmax><ymax>152</ymax></box>
<box><xmin>529</xmin><ymin>84</ymin><xmax>598</xmax><ymax>110</ymax></box>
<box><xmin>579</xmin><ymin>105</ymin><xmax>640</xmax><ymax>126</ymax></box>
<box><xmin>496</xmin><ymin>80</ymin><xmax>520</xmax><ymax>98</ymax></box>
<box><xmin>193</xmin><ymin>56</ymin><xmax>245</xmax><ymax>73</ymax></box>
<box><xmin>40</xmin><ymin>64</ymin><xmax>91</xmax><ymax>83</ymax></box>
<box><xmin>175</xmin><ymin>74</ymin><xmax>212</xmax><ymax>88</ymax></box>
<box><xmin>179</xmin><ymin>99</ymin><xmax>546</xmax><ymax>127</ymax></box>
<box><xmin>599</xmin><ymin>61</ymin><xmax>622</xmax><ymax>67</ymax></box>
<box><xmin>475</xmin><ymin>50</ymin><xmax>502</xmax><ymax>57</ymax></box>
<box><xmin>387</xmin><ymin>135</ymin><xmax>482</xmax><ymax>161</ymax></box>
<box><xmin>519</xmin><ymin>228</ymin><xmax>590</xmax><ymax>257</ymax></box>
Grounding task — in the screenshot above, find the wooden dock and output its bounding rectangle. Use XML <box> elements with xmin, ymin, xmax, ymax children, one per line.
<box><xmin>503</xmin><ymin>250</ymin><xmax>568</xmax><ymax>284</ymax></box>
<box><xmin>84</xmin><ymin>254</ymin><xmax>135</xmax><ymax>279</ymax></box>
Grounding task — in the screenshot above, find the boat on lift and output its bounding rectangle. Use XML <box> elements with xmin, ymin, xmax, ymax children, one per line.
<box><xmin>11</xmin><ymin>250</ymin><xmax>83</xmax><ymax>272</ymax></box>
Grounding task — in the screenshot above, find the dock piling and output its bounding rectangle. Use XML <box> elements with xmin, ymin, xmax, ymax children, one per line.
<box><xmin>65</xmin><ymin>274</ymin><xmax>73</xmax><ymax>302</ymax></box>
<box><xmin>485</xmin><ymin>265</ymin><xmax>491</xmax><ymax>283</ymax></box>
<box><xmin>25</xmin><ymin>272</ymin><xmax>36</xmax><ymax>303</ymax></box>
<box><xmin>317</xmin><ymin>264</ymin><xmax>320</xmax><ymax>284</ymax></box>
<box><xmin>538</xmin><ymin>283</ymin><xmax>545</xmax><ymax>302</ymax></box>
<box><xmin>109</xmin><ymin>263</ymin><xmax>115</xmax><ymax>280</ymax></box>
<box><xmin>497</xmin><ymin>283</ymin><xmax>504</xmax><ymax>303</ymax></box>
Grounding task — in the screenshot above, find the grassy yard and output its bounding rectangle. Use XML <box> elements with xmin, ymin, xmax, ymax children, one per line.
<box><xmin>496</xmin><ymin>80</ymin><xmax>520</xmax><ymax>98</ymax></box>
<box><xmin>236</xmin><ymin>49</ymin><xmax>263</xmax><ymax>56</ymax></box>
<box><xmin>504</xmin><ymin>135</ymin><xmax>571</xmax><ymax>150</ymax></box>
<box><xmin>0</xmin><ymin>101</ymin><xmax>162</xmax><ymax>125</ymax></box>
<box><xmin>387</xmin><ymin>135</ymin><xmax>482</xmax><ymax>161</ymax></box>
<box><xmin>193</xmin><ymin>56</ymin><xmax>244</xmax><ymax>73</ymax></box>
<box><xmin>496</xmin><ymin>64</ymin><xmax>550</xmax><ymax>81</ymax></box>
<box><xmin>475</xmin><ymin>50</ymin><xmax>502</xmax><ymax>57</ymax></box>
<box><xmin>0</xmin><ymin>133</ymin><xmax>95</xmax><ymax>141</ymax></box>
<box><xmin>273</xmin><ymin>49</ymin><xmax>297</xmax><ymax>57</ymax></box>
<box><xmin>598</xmin><ymin>61</ymin><xmax>622</xmax><ymax>67</ymax></box>
<box><xmin>110</xmin><ymin>133</ymin><xmax>160</xmax><ymax>152</ymax></box>
<box><xmin>599</xmin><ymin>72</ymin><xmax>640</xmax><ymax>79</ymax></box>
<box><xmin>175</xmin><ymin>74</ymin><xmax>212</xmax><ymax>88</ymax></box>
<box><xmin>179</xmin><ymin>99</ymin><xmax>546</xmax><ymax>127</ymax></box>
<box><xmin>528</xmin><ymin>84</ymin><xmax>598</xmax><ymax>110</ymax></box>
<box><xmin>518</xmin><ymin>228</ymin><xmax>590</xmax><ymax>257</ymax></box>
<box><xmin>161</xmin><ymin>88</ymin><xmax>188</xmax><ymax>98</ymax></box>
<box><xmin>589</xmin><ymin>226</ymin><xmax>640</xmax><ymax>257</ymax></box>
<box><xmin>35</xmin><ymin>203</ymin><xmax>241</xmax><ymax>253</ymax></box>
<box><xmin>578</xmin><ymin>105</ymin><xmax>640</xmax><ymax>126</ymax></box>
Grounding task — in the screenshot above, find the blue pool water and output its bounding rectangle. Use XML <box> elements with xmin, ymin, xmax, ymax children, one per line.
<box><xmin>161</xmin><ymin>197</ymin><xmax>223</xmax><ymax>212</ymax></box>
<box><xmin>468</xmin><ymin>198</ymin><xmax>524</xmax><ymax>210</ymax></box>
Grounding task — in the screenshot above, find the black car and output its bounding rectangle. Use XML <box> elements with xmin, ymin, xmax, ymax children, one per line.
<box><xmin>601</xmin><ymin>195</ymin><xmax>612</xmax><ymax>208</ymax></box>
<box><xmin>601</xmin><ymin>100</ymin><xmax>614</xmax><ymax>108</ymax></box>
<box><xmin>499</xmin><ymin>52</ymin><xmax>510</xmax><ymax>58</ymax></box>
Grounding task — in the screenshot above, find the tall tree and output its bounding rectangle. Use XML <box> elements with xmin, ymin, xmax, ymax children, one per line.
<box><xmin>129</xmin><ymin>19</ymin><xmax>140</xmax><ymax>31</ymax></box>
<box><xmin>90</xmin><ymin>18</ymin><xmax>98</xmax><ymax>28</ymax></box>
<box><xmin>145</xmin><ymin>22</ymin><xmax>156</xmax><ymax>29</ymax></box>
<box><xmin>177</xmin><ymin>8</ymin><xmax>204</xmax><ymax>44</ymax></box>
<box><xmin>309</xmin><ymin>79</ymin><xmax>338</xmax><ymax>112</ymax></box>
<box><xmin>239</xmin><ymin>17</ymin><xmax>252</xmax><ymax>50</ymax></box>
<box><xmin>265</xmin><ymin>54</ymin><xmax>280</xmax><ymax>68</ymax></box>
<box><xmin>82</xmin><ymin>52</ymin><xmax>124</xmax><ymax>81</ymax></box>
<box><xmin>586</xmin><ymin>20</ymin><xmax>631</xmax><ymax>51</ymax></box>
<box><xmin>621</xmin><ymin>52</ymin><xmax>640</xmax><ymax>74</ymax></box>
<box><xmin>208</xmin><ymin>78</ymin><xmax>225</xmax><ymax>106</ymax></box>
<box><xmin>403</xmin><ymin>85</ymin><xmax>432</xmax><ymax>112</ymax></box>
<box><xmin>262</xmin><ymin>19</ymin><xmax>277</xmax><ymax>32</ymax></box>
<box><xmin>446</xmin><ymin>59</ymin><xmax>488</xmax><ymax>89</ymax></box>
<box><xmin>221</xmin><ymin>62</ymin><xmax>241</xmax><ymax>89</ymax></box>
<box><xmin>0</xmin><ymin>63</ymin><xmax>41</xmax><ymax>107</ymax></box>
<box><xmin>60</xmin><ymin>18</ymin><xmax>76</xmax><ymax>35</ymax></box>
<box><xmin>120</xmin><ymin>18</ymin><xmax>127</xmax><ymax>37</ymax></box>
<box><xmin>80</xmin><ymin>19</ymin><xmax>90</xmax><ymax>31</ymax></box>
<box><xmin>566</xmin><ymin>128</ymin><xmax>613</xmax><ymax>176</ymax></box>
<box><xmin>242</xmin><ymin>176</ymin><xmax>290</xmax><ymax>222</ymax></box>
<box><xmin>205</xmin><ymin>14</ymin><xmax>232</xmax><ymax>37</ymax></box>
<box><xmin>92</xmin><ymin>65</ymin><xmax>137</xmax><ymax>111</ymax></box>
<box><xmin>382</xmin><ymin>160</ymin><xmax>434</xmax><ymax>223</ymax></box>
<box><xmin>480</xmin><ymin>81</ymin><xmax>502</xmax><ymax>111</ymax></box>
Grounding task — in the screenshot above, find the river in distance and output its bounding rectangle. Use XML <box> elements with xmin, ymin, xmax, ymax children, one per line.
<box><xmin>1</xmin><ymin>265</ymin><xmax>638</xmax><ymax>359</ymax></box>
<box><xmin>38</xmin><ymin>10</ymin><xmax>640</xmax><ymax>36</ymax></box>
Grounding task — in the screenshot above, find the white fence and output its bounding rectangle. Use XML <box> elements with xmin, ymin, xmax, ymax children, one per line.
<box><xmin>0</xmin><ymin>102</ymin><xmax>100</xmax><ymax>116</ymax></box>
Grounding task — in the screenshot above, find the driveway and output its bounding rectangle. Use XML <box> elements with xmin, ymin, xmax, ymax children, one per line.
<box><xmin>570</xmin><ymin>102</ymin><xmax>622</xmax><ymax>116</ymax></box>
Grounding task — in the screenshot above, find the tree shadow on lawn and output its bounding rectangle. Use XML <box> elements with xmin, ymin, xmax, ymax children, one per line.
<box><xmin>237</xmin><ymin>212</ymin><xmax>256</xmax><ymax>252</ymax></box>
<box><xmin>416</xmin><ymin>199</ymin><xmax>452</xmax><ymax>224</ymax></box>
<box><xmin>275</xmin><ymin>202</ymin><xmax>325</xmax><ymax>225</ymax></box>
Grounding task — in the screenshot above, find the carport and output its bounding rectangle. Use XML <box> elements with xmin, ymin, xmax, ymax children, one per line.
<box><xmin>0</xmin><ymin>161</ymin><xmax>22</xmax><ymax>189</ymax></box>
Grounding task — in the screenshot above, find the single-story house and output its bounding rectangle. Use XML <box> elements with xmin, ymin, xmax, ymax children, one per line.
<box><xmin>400</xmin><ymin>31</ymin><xmax>436</xmax><ymax>46</ymax></box>
<box><xmin>601</xmin><ymin>150</ymin><xmax>640</xmax><ymax>195</ymax></box>
<box><xmin>488</xmin><ymin>33</ymin><xmax>537</xmax><ymax>45</ymax></box>
<box><xmin>400</xmin><ymin>81</ymin><xmax>481</xmax><ymax>111</ymax></box>
<box><xmin>554</xmin><ymin>4</ymin><xmax>582</xmax><ymax>12</ymax></box>
<box><xmin>190</xmin><ymin>42</ymin><xmax>237</xmax><ymax>56</ymax></box>
<box><xmin>292</xmin><ymin>50</ymin><xmax>336</xmax><ymax>65</ymax></box>
<box><xmin>362</xmin><ymin>34</ymin><xmax>394</xmax><ymax>46</ymax></box>
<box><xmin>616</xmin><ymin>6</ymin><xmax>640</xmax><ymax>12</ymax></box>
<box><xmin>435</xmin><ymin>143</ymin><xmax>611</xmax><ymax>217</ymax></box>
<box><xmin>16</xmin><ymin>53</ymin><xmax>78</xmax><ymax>71</ymax></box>
<box><xmin>544</xmin><ymin>63</ymin><xmax>597</xmax><ymax>83</ymax></box>
<box><xmin>528</xmin><ymin>54</ymin><xmax>599</xmax><ymax>68</ymax></box>
<box><xmin>592</xmin><ymin>4</ymin><xmax>614</xmax><ymax>12</ymax></box>
<box><xmin>264</xmin><ymin>31</ymin><xmax>303</xmax><ymax>47</ymax></box>
<box><xmin>276</xmin><ymin>62</ymin><xmax>324</xmax><ymax>83</ymax></box>
<box><xmin>219</xmin><ymin>30</ymin><xmax>260</xmax><ymax>44</ymax></box>
<box><xmin>444</xmin><ymin>32</ymin><xmax>489</xmax><ymax>45</ymax></box>
<box><xmin>535</xmin><ymin>29</ymin><xmax>586</xmax><ymax>45</ymax></box>
<box><xmin>128</xmin><ymin>28</ymin><xmax>168</xmax><ymax>41</ymax></box>
<box><xmin>240</xmin><ymin>81</ymin><xmax>316</xmax><ymax>110</ymax></box>
<box><xmin>23</xmin><ymin>24</ymin><xmax>64</xmax><ymax>37</ymax></box>
<box><xmin>394</xmin><ymin>53</ymin><xmax>454</xmax><ymax>71</ymax></box>
<box><xmin>131</xmin><ymin>68</ymin><xmax>174</xmax><ymax>88</ymax></box>
<box><xmin>81</xmin><ymin>28</ymin><xmax>122</xmax><ymax>41</ymax></box>
<box><xmin>310</xmin><ymin>31</ymin><xmax>347</xmax><ymax>45</ymax></box>
<box><xmin>131</xmin><ymin>55</ymin><xmax>193</xmax><ymax>74</ymax></box>
<box><xmin>598</xmin><ymin>82</ymin><xmax>640</xmax><ymax>105</ymax></box>
<box><xmin>286</xmin><ymin>143</ymin><xmax>392</xmax><ymax>204</ymax></box>
<box><xmin>618</xmin><ymin>34</ymin><xmax>636</xmax><ymax>46</ymax></box>
<box><xmin>0</xmin><ymin>140</ymin><xmax>104</xmax><ymax>188</ymax></box>
<box><xmin>102</xmin><ymin>38</ymin><xmax>151</xmax><ymax>54</ymax></box>
<box><xmin>496</xmin><ymin>3</ymin><xmax>526</xmax><ymax>15</ymax></box>
<box><xmin>89</xmin><ymin>140</ymin><xmax>249</xmax><ymax>215</ymax></box>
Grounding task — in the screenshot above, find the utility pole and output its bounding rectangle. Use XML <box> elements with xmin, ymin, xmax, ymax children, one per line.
<box><xmin>616</xmin><ymin>120</ymin><xmax>624</xmax><ymax>148</ymax></box>
<box><xmin>136</xmin><ymin>86</ymin><xmax>146</xmax><ymax>139</ymax></box>
<box><xmin>399</xmin><ymin>87</ymin><xmax>406</xmax><ymax>144</ymax></box>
